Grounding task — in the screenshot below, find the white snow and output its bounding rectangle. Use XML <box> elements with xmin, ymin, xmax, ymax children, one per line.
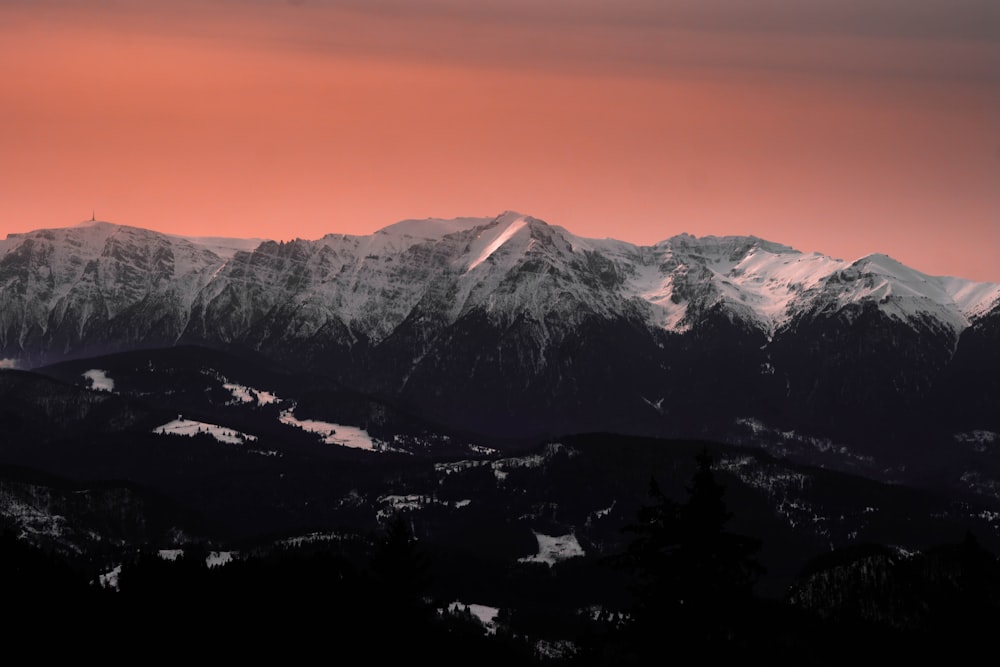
<box><xmin>99</xmin><ymin>564</ymin><xmax>122</xmax><ymax>590</ymax></box>
<box><xmin>376</xmin><ymin>494</ymin><xmax>427</xmax><ymax>519</ymax></box>
<box><xmin>447</xmin><ymin>602</ymin><xmax>500</xmax><ymax>633</ymax></box>
<box><xmin>726</xmin><ymin>249</ymin><xmax>844</xmax><ymax>329</ymax></box>
<box><xmin>625</xmin><ymin>236</ymin><xmax>844</xmax><ymax>333</ymax></box>
<box><xmin>940</xmin><ymin>277</ymin><xmax>1000</xmax><ymax>319</ymax></box>
<box><xmin>255</xmin><ymin>389</ymin><xmax>280</xmax><ymax>405</ymax></box>
<box><xmin>82</xmin><ymin>369</ymin><xmax>114</xmax><ymax>392</ymax></box>
<box><xmin>279</xmin><ymin>531</ymin><xmax>347</xmax><ymax>548</ymax></box>
<box><xmin>518</xmin><ymin>531</ymin><xmax>585</xmax><ymax>566</ymax></box>
<box><xmin>278</xmin><ymin>406</ymin><xmax>375</xmax><ymax>450</ymax></box>
<box><xmin>466</xmin><ymin>214</ymin><xmax>529</xmax><ymax>272</ymax></box>
<box><xmin>206</xmin><ymin>551</ymin><xmax>234</xmax><ymax>568</ymax></box>
<box><xmin>629</xmin><ymin>264</ymin><xmax>689</xmax><ymax>331</ymax></box>
<box><xmin>641</xmin><ymin>396</ymin><xmax>665</xmax><ymax>413</ymax></box>
<box><xmin>826</xmin><ymin>254</ymin><xmax>970</xmax><ymax>332</ymax></box>
<box><xmin>467</xmin><ymin>603</ymin><xmax>500</xmax><ymax>627</ymax></box>
<box><xmin>153</xmin><ymin>418</ymin><xmax>257</xmax><ymax>445</ymax></box>
<box><xmin>223</xmin><ymin>382</ymin><xmax>280</xmax><ymax>406</ymax></box>
<box><xmin>375</xmin><ymin>494</ymin><xmax>472</xmax><ymax>519</ymax></box>
<box><xmin>378</xmin><ymin>494</ymin><xmax>426</xmax><ymax>509</ymax></box>
<box><xmin>593</xmin><ymin>502</ymin><xmax>616</xmax><ymax>519</ymax></box>
<box><xmin>224</xmin><ymin>383</ymin><xmax>255</xmax><ymax>403</ymax></box>
<box><xmin>154</xmin><ymin>549</ymin><xmax>234</xmax><ymax>568</ymax></box>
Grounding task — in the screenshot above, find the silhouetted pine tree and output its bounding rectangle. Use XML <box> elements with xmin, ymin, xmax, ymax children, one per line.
<box><xmin>371</xmin><ymin>514</ymin><xmax>432</xmax><ymax>611</ymax></box>
<box><xmin>367</xmin><ymin>514</ymin><xmax>434</xmax><ymax>656</ymax></box>
<box><xmin>619</xmin><ymin>449</ymin><xmax>764</xmax><ymax>657</ymax></box>
<box><xmin>678</xmin><ymin>450</ymin><xmax>763</xmax><ymax>612</ymax></box>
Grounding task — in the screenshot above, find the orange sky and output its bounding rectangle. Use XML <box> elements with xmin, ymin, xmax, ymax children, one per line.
<box><xmin>2</xmin><ymin>1</ymin><xmax>998</xmax><ymax>281</ymax></box>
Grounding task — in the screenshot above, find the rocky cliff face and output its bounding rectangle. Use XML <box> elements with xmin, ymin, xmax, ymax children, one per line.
<box><xmin>0</xmin><ymin>222</ymin><xmax>224</xmax><ymax>365</ymax></box>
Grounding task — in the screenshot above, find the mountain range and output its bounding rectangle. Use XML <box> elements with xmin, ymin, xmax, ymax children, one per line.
<box><xmin>2</xmin><ymin>212</ymin><xmax>997</xmax><ymax>470</ymax></box>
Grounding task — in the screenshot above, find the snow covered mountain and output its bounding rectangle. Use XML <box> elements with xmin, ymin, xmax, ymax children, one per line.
<box><xmin>2</xmin><ymin>212</ymin><xmax>998</xmax><ymax>457</ymax></box>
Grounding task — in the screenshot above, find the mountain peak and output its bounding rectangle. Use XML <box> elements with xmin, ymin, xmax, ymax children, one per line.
<box><xmin>466</xmin><ymin>213</ymin><xmax>533</xmax><ymax>272</ymax></box>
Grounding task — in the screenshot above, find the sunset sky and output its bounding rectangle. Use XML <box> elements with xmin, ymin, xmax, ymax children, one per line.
<box><xmin>1</xmin><ymin>0</ymin><xmax>998</xmax><ymax>281</ymax></box>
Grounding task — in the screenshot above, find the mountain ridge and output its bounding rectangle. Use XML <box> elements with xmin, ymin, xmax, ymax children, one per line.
<box><xmin>5</xmin><ymin>212</ymin><xmax>996</xmax><ymax>338</ymax></box>
<box><xmin>2</xmin><ymin>212</ymin><xmax>997</xmax><ymax>462</ymax></box>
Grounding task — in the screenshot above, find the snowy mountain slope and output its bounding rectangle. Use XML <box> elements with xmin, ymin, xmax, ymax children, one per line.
<box><xmin>4</xmin><ymin>213</ymin><xmax>993</xmax><ymax>359</ymax></box>
<box><xmin>938</xmin><ymin>276</ymin><xmax>1000</xmax><ymax>321</ymax></box>
<box><xmin>796</xmin><ymin>253</ymin><xmax>975</xmax><ymax>335</ymax></box>
<box><xmin>0</xmin><ymin>222</ymin><xmax>226</xmax><ymax>364</ymax></box>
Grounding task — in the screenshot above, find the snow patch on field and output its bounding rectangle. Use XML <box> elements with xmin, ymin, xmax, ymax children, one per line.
<box><xmin>153</xmin><ymin>549</ymin><xmax>235</xmax><ymax>568</ymax></box>
<box><xmin>224</xmin><ymin>382</ymin><xmax>280</xmax><ymax>406</ymax></box>
<box><xmin>224</xmin><ymin>383</ymin><xmax>255</xmax><ymax>403</ymax></box>
<box><xmin>153</xmin><ymin>418</ymin><xmax>257</xmax><ymax>445</ymax></box>
<box><xmin>82</xmin><ymin>369</ymin><xmax>114</xmax><ymax>392</ymax></box>
<box><xmin>99</xmin><ymin>564</ymin><xmax>122</xmax><ymax>590</ymax></box>
<box><xmin>207</xmin><ymin>551</ymin><xmax>234</xmax><ymax>568</ymax></box>
<box><xmin>519</xmin><ymin>531</ymin><xmax>585</xmax><ymax>565</ymax></box>
<box><xmin>447</xmin><ymin>602</ymin><xmax>500</xmax><ymax>633</ymax></box>
<box><xmin>279</xmin><ymin>406</ymin><xmax>375</xmax><ymax>450</ymax></box>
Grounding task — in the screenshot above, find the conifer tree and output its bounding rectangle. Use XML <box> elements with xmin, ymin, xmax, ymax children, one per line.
<box><xmin>370</xmin><ymin>514</ymin><xmax>432</xmax><ymax>618</ymax></box>
<box><xmin>620</xmin><ymin>449</ymin><xmax>763</xmax><ymax>654</ymax></box>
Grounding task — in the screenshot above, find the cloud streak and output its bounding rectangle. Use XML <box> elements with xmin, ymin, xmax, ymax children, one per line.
<box><xmin>4</xmin><ymin>0</ymin><xmax>997</xmax><ymax>82</ymax></box>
